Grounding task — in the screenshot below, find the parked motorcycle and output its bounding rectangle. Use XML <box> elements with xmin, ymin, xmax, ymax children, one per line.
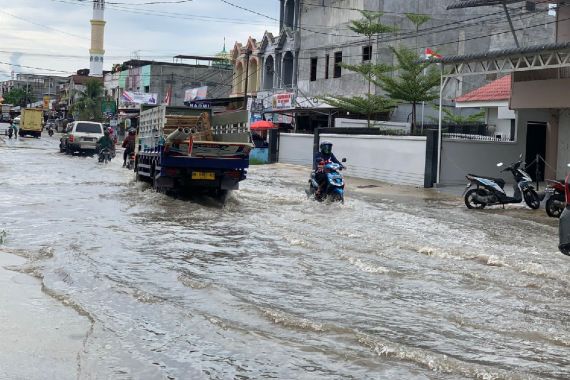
<box><xmin>308</xmin><ymin>159</ymin><xmax>347</xmax><ymax>203</ymax></box>
<box><xmin>98</xmin><ymin>148</ymin><xmax>113</xmax><ymax>164</ymax></box>
<box><xmin>463</xmin><ymin>157</ymin><xmax>541</xmax><ymax>210</ymax></box>
<box><xmin>544</xmin><ymin>178</ymin><xmax>566</xmax><ymax>218</ymax></box>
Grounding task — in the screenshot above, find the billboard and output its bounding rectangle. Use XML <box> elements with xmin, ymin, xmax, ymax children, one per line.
<box><xmin>121</xmin><ymin>91</ymin><xmax>158</xmax><ymax>105</ymax></box>
<box><xmin>272</xmin><ymin>92</ymin><xmax>294</xmax><ymax>109</ymax></box>
<box><xmin>184</xmin><ymin>86</ymin><xmax>208</xmax><ymax>102</ymax></box>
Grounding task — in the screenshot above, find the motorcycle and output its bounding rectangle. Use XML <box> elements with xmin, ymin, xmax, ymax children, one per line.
<box><xmin>47</xmin><ymin>126</ymin><xmax>54</xmax><ymax>137</ymax></box>
<box><xmin>463</xmin><ymin>157</ymin><xmax>541</xmax><ymax>210</ymax></box>
<box><xmin>125</xmin><ymin>152</ymin><xmax>135</xmax><ymax>170</ymax></box>
<box><xmin>7</xmin><ymin>127</ymin><xmax>13</xmax><ymax>139</ymax></box>
<box><xmin>308</xmin><ymin>159</ymin><xmax>347</xmax><ymax>203</ymax></box>
<box><xmin>98</xmin><ymin>148</ymin><xmax>113</xmax><ymax>164</ymax></box>
<box><xmin>544</xmin><ymin>178</ymin><xmax>566</xmax><ymax>218</ymax></box>
<box><xmin>559</xmin><ymin>167</ymin><xmax>570</xmax><ymax>255</ymax></box>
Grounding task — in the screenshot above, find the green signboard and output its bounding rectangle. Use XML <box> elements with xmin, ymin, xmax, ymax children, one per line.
<box><xmin>101</xmin><ymin>100</ymin><xmax>117</xmax><ymax>114</ymax></box>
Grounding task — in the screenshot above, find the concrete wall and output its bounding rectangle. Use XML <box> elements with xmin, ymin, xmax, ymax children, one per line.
<box><xmin>440</xmin><ymin>109</ymin><xmax>550</xmax><ymax>185</ymax></box>
<box><xmin>278</xmin><ymin>133</ymin><xmax>314</xmax><ymax>166</ymax></box>
<box><xmin>278</xmin><ymin>131</ymin><xmax>427</xmax><ymax>186</ymax></box>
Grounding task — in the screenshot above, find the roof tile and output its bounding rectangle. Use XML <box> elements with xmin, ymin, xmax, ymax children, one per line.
<box><xmin>455</xmin><ymin>75</ymin><xmax>511</xmax><ymax>102</ymax></box>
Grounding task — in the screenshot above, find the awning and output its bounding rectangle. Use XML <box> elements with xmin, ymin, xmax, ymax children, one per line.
<box><xmin>250</xmin><ymin>120</ymin><xmax>277</xmax><ymax>131</ymax></box>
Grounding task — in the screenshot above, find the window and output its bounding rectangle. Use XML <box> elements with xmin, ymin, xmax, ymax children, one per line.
<box><xmin>334</xmin><ymin>51</ymin><xmax>342</xmax><ymax>78</ymax></box>
<box><xmin>310</xmin><ymin>57</ymin><xmax>318</xmax><ymax>81</ymax></box>
<box><xmin>363</xmin><ymin>45</ymin><xmax>372</xmax><ymax>61</ymax></box>
<box><xmin>325</xmin><ymin>54</ymin><xmax>330</xmax><ymax>79</ymax></box>
<box><xmin>144</xmin><ymin>85</ymin><xmax>150</xmax><ymax>93</ymax></box>
<box><xmin>75</xmin><ymin>122</ymin><xmax>103</xmax><ymax>134</ymax></box>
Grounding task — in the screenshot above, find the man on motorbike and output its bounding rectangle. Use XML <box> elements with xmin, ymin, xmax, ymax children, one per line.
<box><xmin>97</xmin><ymin>130</ymin><xmax>115</xmax><ymax>157</ymax></box>
<box><xmin>122</xmin><ymin>128</ymin><xmax>136</xmax><ymax>167</ymax></box>
<box><xmin>314</xmin><ymin>140</ymin><xmax>344</xmax><ymax>196</ymax></box>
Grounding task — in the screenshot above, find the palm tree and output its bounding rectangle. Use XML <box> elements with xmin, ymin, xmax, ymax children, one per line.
<box><xmin>71</xmin><ymin>79</ymin><xmax>104</xmax><ymax>121</ymax></box>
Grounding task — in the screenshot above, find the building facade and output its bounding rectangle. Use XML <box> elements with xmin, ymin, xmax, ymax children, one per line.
<box><xmin>104</xmin><ymin>59</ymin><xmax>233</xmax><ymax>109</ymax></box>
<box><xmin>0</xmin><ymin>74</ymin><xmax>69</xmax><ymax>106</ymax></box>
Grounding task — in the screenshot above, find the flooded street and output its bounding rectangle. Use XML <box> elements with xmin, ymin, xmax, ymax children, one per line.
<box><xmin>1</xmin><ymin>136</ymin><xmax>569</xmax><ymax>379</ymax></box>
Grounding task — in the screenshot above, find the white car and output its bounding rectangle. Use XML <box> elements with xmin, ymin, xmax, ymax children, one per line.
<box><xmin>60</xmin><ymin>121</ymin><xmax>104</xmax><ymax>155</ymax></box>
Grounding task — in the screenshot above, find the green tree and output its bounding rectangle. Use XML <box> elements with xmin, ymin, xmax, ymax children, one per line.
<box><xmin>324</xmin><ymin>11</ymin><xmax>397</xmax><ymax>127</ymax></box>
<box><xmin>377</xmin><ymin>46</ymin><xmax>440</xmax><ymax>134</ymax></box>
<box><xmin>434</xmin><ymin>107</ymin><xmax>485</xmax><ymax>126</ymax></box>
<box><xmin>70</xmin><ymin>79</ymin><xmax>104</xmax><ymax>121</ymax></box>
<box><xmin>405</xmin><ymin>13</ymin><xmax>431</xmax><ymax>51</ymax></box>
<box><xmin>3</xmin><ymin>87</ymin><xmax>34</xmax><ymax>107</ymax></box>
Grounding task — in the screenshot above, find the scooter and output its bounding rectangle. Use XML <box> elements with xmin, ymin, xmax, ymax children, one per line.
<box><xmin>98</xmin><ymin>148</ymin><xmax>113</xmax><ymax>164</ymax></box>
<box><xmin>308</xmin><ymin>159</ymin><xmax>347</xmax><ymax>203</ymax></box>
<box><xmin>544</xmin><ymin>178</ymin><xmax>566</xmax><ymax>218</ymax></box>
<box><xmin>463</xmin><ymin>157</ymin><xmax>541</xmax><ymax>210</ymax></box>
<box><xmin>125</xmin><ymin>152</ymin><xmax>135</xmax><ymax>170</ymax></box>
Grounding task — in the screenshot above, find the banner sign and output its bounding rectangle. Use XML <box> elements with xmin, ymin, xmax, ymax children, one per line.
<box><xmin>184</xmin><ymin>86</ymin><xmax>208</xmax><ymax>102</ymax></box>
<box><xmin>121</xmin><ymin>91</ymin><xmax>158</xmax><ymax>105</ymax></box>
<box><xmin>272</xmin><ymin>93</ymin><xmax>294</xmax><ymax>109</ymax></box>
<box><xmin>43</xmin><ymin>96</ymin><xmax>50</xmax><ymax>110</ymax></box>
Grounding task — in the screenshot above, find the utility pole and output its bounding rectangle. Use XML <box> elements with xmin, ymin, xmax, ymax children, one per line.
<box><xmin>243</xmin><ymin>49</ymin><xmax>252</xmax><ymax>109</ymax></box>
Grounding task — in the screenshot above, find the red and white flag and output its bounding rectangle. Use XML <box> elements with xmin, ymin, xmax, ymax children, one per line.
<box><xmin>424</xmin><ymin>48</ymin><xmax>442</xmax><ymax>60</ymax></box>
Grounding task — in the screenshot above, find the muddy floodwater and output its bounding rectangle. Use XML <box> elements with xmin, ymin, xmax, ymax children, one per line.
<box><xmin>0</xmin><ymin>136</ymin><xmax>569</xmax><ymax>379</ymax></box>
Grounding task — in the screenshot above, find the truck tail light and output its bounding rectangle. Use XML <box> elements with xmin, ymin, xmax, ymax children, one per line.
<box><xmin>226</xmin><ymin>170</ymin><xmax>241</xmax><ymax>180</ymax></box>
<box><xmin>165</xmin><ymin>168</ymin><xmax>179</xmax><ymax>177</ymax></box>
<box><xmin>69</xmin><ymin>134</ymin><xmax>74</xmax><ymax>143</ymax></box>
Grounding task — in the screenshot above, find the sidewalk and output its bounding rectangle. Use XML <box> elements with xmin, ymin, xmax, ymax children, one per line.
<box><xmin>0</xmin><ymin>252</ymin><xmax>90</xmax><ymax>380</ymax></box>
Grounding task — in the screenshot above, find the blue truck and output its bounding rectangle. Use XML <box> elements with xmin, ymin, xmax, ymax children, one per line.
<box><xmin>135</xmin><ymin>106</ymin><xmax>253</xmax><ymax>197</ymax></box>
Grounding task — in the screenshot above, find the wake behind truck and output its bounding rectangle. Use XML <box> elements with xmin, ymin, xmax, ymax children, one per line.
<box><xmin>19</xmin><ymin>108</ymin><xmax>44</xmax><ymax>138</ymax></box>
<box><xmin>136</xmin><ymin>106</ymin><xmax>253</xmax><ymax>196</ymax></box>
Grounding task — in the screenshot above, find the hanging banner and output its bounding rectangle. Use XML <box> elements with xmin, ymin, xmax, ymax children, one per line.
<box><xmin>43</xmin><ymin>96</ymin><xmax>50</xmax><ymax>110</ymax></box>
<box><xmin>272</xmin><ymin>92</ymin><xmax>294</xmax><ymax>109</ymax></box>
<box><xmin>184</xmin><ymin>86</ymin><xmax>208</xmax><ymax>102</ymax></box>
<box><xmin>121</xmin><ymin>91</ymin><xmax>158</xmax><ymax>105</ymax></box>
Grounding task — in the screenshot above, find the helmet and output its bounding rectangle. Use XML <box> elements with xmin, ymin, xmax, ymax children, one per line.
<box><xmin>320</xmin><ymin>140</ymin><xmax>333</xmax><ymax>155</ymax></box>
<box><xmin>128</xmin><ymin>128</ymin><xmax>136</xmax><ymax>135</ymax></box>
<box><xmin>107</xmin><ymin>127</ymin><xmax>113</xmax><ymax>134</ymax></box>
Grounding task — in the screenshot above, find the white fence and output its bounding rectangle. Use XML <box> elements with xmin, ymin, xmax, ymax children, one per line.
<box><xmin>279</xmin><ymin>133</ymin><xmax>427</xmax><ymax>186</ymax></box>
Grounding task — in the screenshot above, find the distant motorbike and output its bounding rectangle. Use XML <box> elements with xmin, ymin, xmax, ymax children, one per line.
<box><xmin>463</xmin><ymin>157</ymin><xmax>541</xmax><ymax>210</ymax></box>
<box><xmin>98</xmin><ymin>148</ymin><xmax>113</xmax><ymax>164</ymax></box>
<box><xmin>544</xmin><ymin>178</ymin><xmax>566</xmax><ymax>218</ymax></box>
<box><xmin>125</xmin><ymin>152</ymin><xmax>135</xmax><ymax>170</ymax></box>
<box><xmin>47</xmin><ymin>126</ymin><xmax>54</xmax><ymax>137</ymax></box>
<box><xmin>7</xmin><ymin>127</ymin><xmax>13</xmax><ymax>139</ymax></box>
<box><xmin>308</xmin><ymin>159</ymin><xmax>346</xmax><ymax>203</ymax></box>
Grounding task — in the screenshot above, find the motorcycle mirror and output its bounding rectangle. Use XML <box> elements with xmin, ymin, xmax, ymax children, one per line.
<box><xmin>497</xmin><ymin>162</ymin><xmax>504</xmax><ymax>167</ymax></box>
<box><xmin>342</xmin><ymin>158</ymin><xmax>347</xmax><ymax>163</ymax></box>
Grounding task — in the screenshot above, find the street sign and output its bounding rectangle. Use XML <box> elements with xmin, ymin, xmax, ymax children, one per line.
<box><xmin>101</xmin><ymin>100</ymin><xmax>117</xmax><ymax>114</ymax></box>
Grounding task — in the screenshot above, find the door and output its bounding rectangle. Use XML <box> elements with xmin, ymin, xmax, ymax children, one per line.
<box><xmin>525</xmin><ymin>122</ymin><xmax>547</xmax><ymax>181</ymax></box>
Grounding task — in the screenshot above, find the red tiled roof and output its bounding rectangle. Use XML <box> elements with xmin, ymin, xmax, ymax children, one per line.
<box><xmin>455</xmin><ymin>75</ymin><xmax>511</xmax><ymax>103</ymax></box>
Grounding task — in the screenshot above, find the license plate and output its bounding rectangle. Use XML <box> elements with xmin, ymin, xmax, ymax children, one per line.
<box><xmin>192</xmin><ymin>171</ymin><xmax>215</xmax><ymax>180</ymax></box>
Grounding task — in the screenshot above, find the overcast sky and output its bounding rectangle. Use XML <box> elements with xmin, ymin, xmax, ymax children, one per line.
<box><xmin>0</xmin><ymin>0</ymin><xmax>280</xmax><ymax>80</ymax></box>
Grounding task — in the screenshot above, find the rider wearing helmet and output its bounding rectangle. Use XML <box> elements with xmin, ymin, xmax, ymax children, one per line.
<box><xmin>97</xmin><ymin>130</ymin><xmax>115</xmax><ymax>155</ymax></box>
<box><xmin>122</xmin><ymin>128</ymin><xmax>137</xmax><ymax>167</ymax></box>
<box><xmin>314</xmin><ymin>140</ymin><xmax>344</xmax><ymax>195</ymax></box>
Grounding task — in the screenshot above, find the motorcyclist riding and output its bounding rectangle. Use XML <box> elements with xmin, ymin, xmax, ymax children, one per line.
<box><xmin>122</xmin><ymin>128</ymin><xmax>136</xmax><ymax>167</ymax></box>
<box><xmin>314</xmin><ymin>140</ymin><xmax>344</xmax><ymax>196</ymax></box>
<box><xmin>97</xmin><ymin>130</ymin><xmax>115</xmax><ymax>156</ymax></box>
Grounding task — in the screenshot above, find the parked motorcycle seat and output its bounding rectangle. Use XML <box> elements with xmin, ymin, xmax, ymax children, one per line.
<box><xmin>468</xmin><ymin>174</ymin><xmax>506</xmax><ymax>189</ymax></box>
